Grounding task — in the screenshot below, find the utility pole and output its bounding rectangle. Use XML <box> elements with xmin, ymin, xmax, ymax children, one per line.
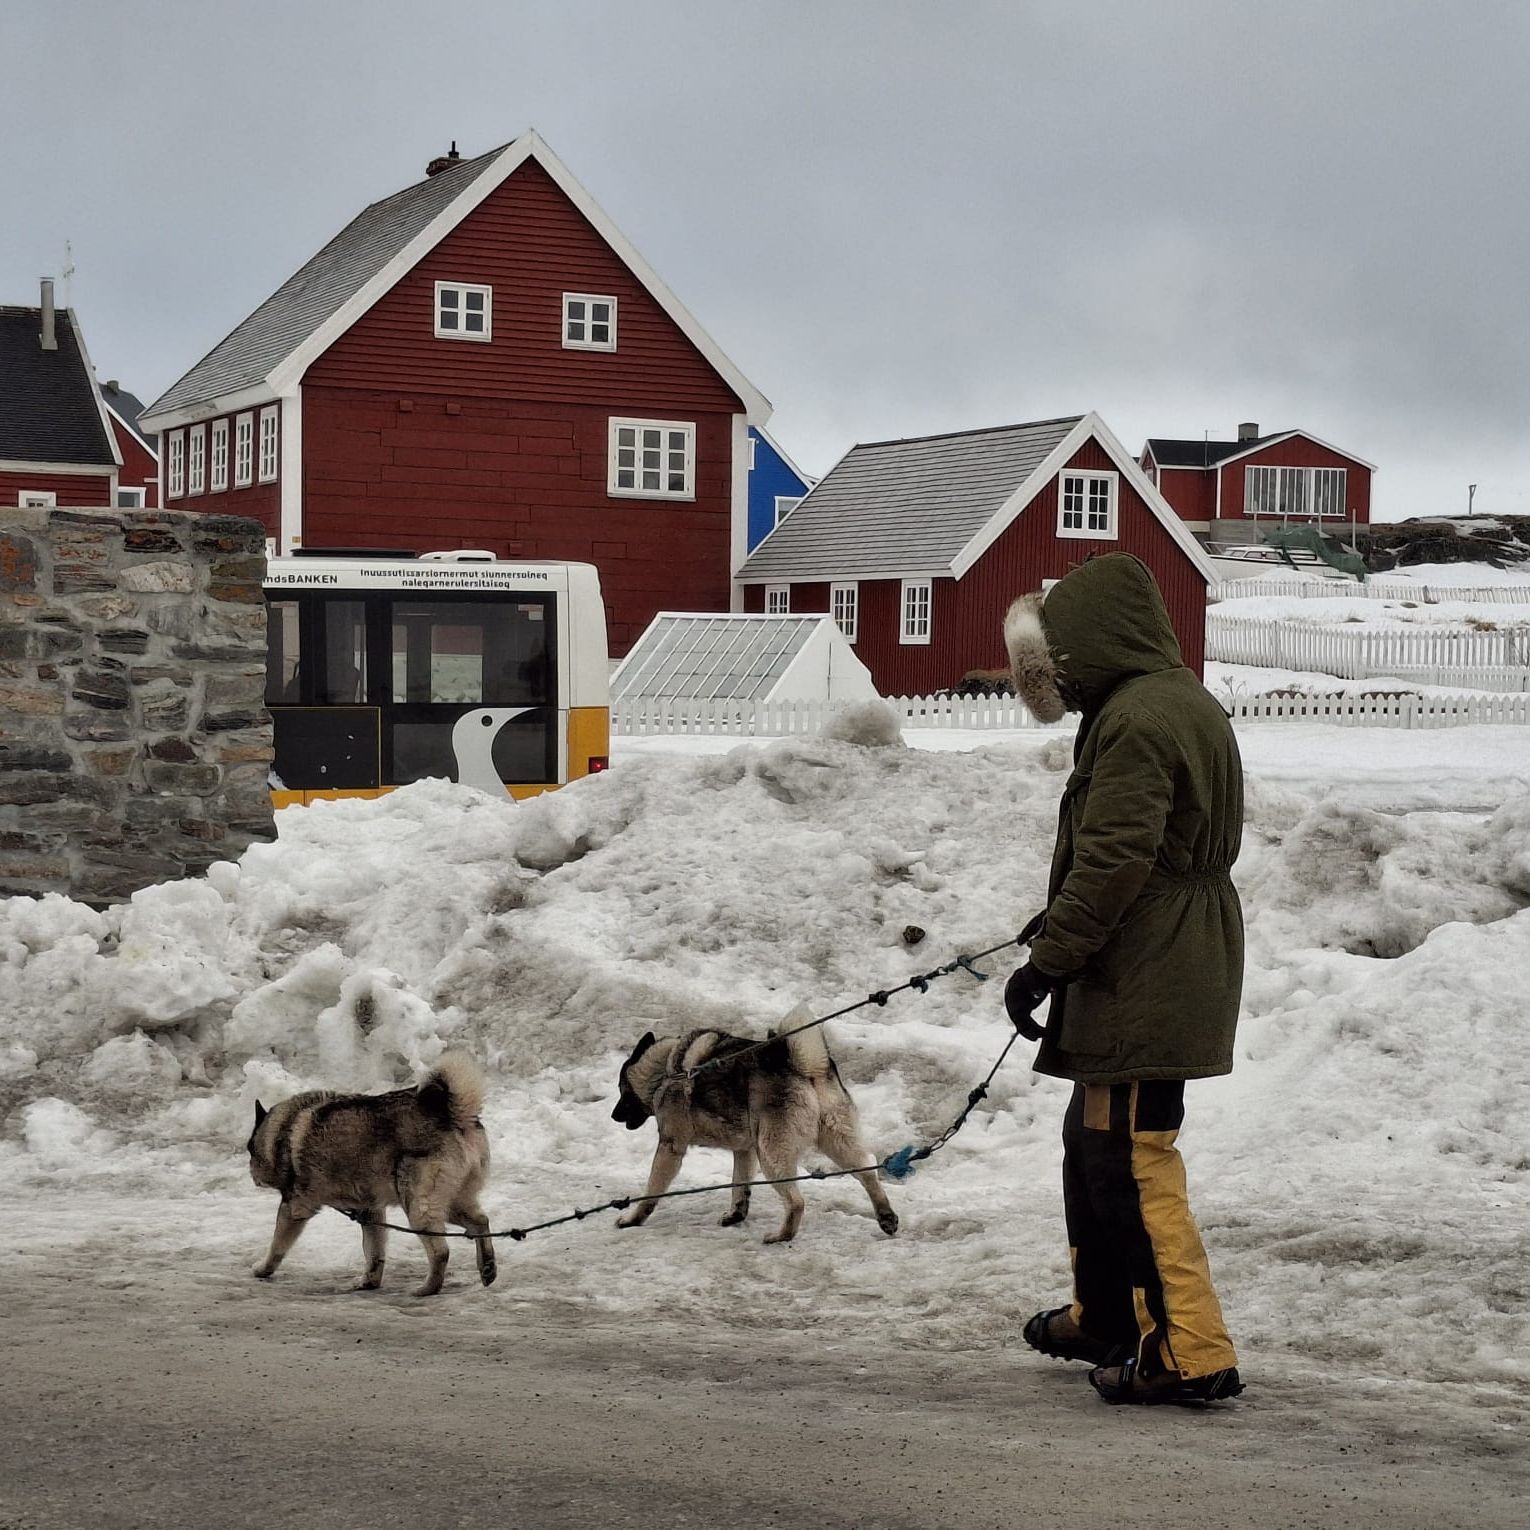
<box><xmin>1468</xmin><ymin>483</ymin><xmax>1477</xmax><ymax>518</ymax></box>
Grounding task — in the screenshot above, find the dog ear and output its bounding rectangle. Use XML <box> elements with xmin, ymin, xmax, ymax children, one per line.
<box><xmin>254</xmin><ymin>1100</ymin><xmax>268</xmax><ymax>1126</ymax></box>
<box><xmin>637</xmin><ymin>1031</ymin><xmax>655</xmax><ymax>1052</ymax></box>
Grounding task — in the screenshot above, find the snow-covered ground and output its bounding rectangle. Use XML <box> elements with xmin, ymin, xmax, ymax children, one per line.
<box><xmin>1215</xmin><ymin>593</ymin><xmax>1530</xmax><ymax>629</ymax></box>
<box><xmin>4</xmin><ymin>714</ymin><xmax>1529</xmax><ymax>1437</ymax></box>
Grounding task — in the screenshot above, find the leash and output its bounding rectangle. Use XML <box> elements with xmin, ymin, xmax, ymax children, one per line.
<box><xmin>342</xmin><ymin>1028</ymin><xmax>1024</xmax><ymax>1244</ymax></box>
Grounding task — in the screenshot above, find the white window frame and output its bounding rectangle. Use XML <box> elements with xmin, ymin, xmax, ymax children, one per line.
<box><xmin>747</xmin><ymin>434</ymin><xmax>757</xmax><ymax>469</ymax></box>
<box><xmin>900</xmin><ymin>578</ymin><xmax>932</xmax><ymax>645</ymax></box>
<box><xmin>774</xmin><ymin>495</ymin><xmax>802</xmax><ymax>527</ymax></box>
<box><xmin>831</xmin><ymin>581</ymin><xmax>859</xmax><ymax>642</ymax></box>
<box><xmin>1246</xmin><ymin>464</ymin><xmax>1347</xmax><ymax>519</ymax></box>
<box><xmin>115</xmin><ymin>487</ymin><xmax>146</xmax><ymax>508</ymax></box>
<box><xmin>765</xmin><ymin>585</ymin><xmax>791</xmax><ymax>615</ymax></box>
<box><xmin>167</xmin><ymin>430</ymin><xmax>185</xmax><ymax>497</ymax></box>
<box><xmin>1057</xmin><ymin>470</ymin><xmax>1118</xmax><ymax>540</ymax></box>
<box><xmin>209</xmin><ymin>418</ymin><xmax>229</xmax><ymax>492</ymax></box>
<box><xmin>18</xmin><ymin>490</ymin><xmax>56</xmax><ymax>508</ymax></box>
<box><xmin>608</xmin><ymin>417</ymin><xmax>696</xmax><ymax>500</ymax></box>
<box><xmin>562</xmin><ymin>292</ymin><xmax>617</xmax><ymax>351</ymax></box>
<box><xmin>258</xmin><ymin>405</ymin><xmax>279</xmax><ymax>484</ymax></box>
<box><xmin>234</xmin><ymin>412</ymin><xmax>254</xmax><ymax>488</ymax></box>
<box><xmin>434</xmin><ymin>280</ymin><xmax>492</xmax><ymax>342</ymax></box>
<box><xmin>187</xmin><ymin>423</ymin><xmax>206</xmax><ymax>495</ymax></box>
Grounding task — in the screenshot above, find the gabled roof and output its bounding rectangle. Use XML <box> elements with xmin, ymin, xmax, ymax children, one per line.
<box><xmin>142</xmin><ymin>129</ymin><xmax>770</xmax><ymax>430</ymax></box>
<box><xmin>611</xmin><ymin>614</ymin><xmax>839</xmax><ymax>701</ymax></box>
<box><xmin>0</xmin><ymin>306</ymin><xmax>117</xmax><ymax>468</ymax></box>
<box><xmin>740</xmin><ymin>412</ymin><xmax>1218</xmax><ymax>587</ymax></box>
<box><xmin>1145</xmin><ymin>430</ymin><xmax>1377</xmax><ymax>473</ymax></box>
<box><xmin>751</xmin><ymin>425</ymin><xmax>818</xmax><ymax>489</ymax></box>
<box><xmin>100</xmin><ymin>381</ymin><xmax>158</xmax><ymax>455</ymax></box>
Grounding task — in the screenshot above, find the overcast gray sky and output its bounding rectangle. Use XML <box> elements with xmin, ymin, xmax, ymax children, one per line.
<box><xmin>4</xmin><ymin>0</ymin><xmax>1525</xmax><ymax>522</ymax></box>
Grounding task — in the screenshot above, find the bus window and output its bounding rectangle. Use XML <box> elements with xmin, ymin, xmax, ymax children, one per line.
<box><xmin>320</xmin><ymin>601</ymin><xmax>368</xmax><ymax>704</ymax></box>
<box><xmin>389</xmin><ymin>599</ymin><xmax>551</xmax><ymax>705</ymax></box>
<box><xmin>265</xmin><ymin>600</ymin><xmax>302</xmax><ymax>704</ymax></box>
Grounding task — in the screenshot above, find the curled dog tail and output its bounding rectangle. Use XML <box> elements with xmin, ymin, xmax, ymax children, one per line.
<box><xmin>778</xmin><ymin>1004</ymin><xmax>834</xmax><ymax>1080</ymax></box>
<box><xmin>418</xmin><ymin>1051</ymin><xmax>487</xmax><ymax>1130</ymax></box>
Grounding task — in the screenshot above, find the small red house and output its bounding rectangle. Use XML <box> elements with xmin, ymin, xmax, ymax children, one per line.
<box><xmin>0</xmin><ymin>282</ymin><xmax>121</xmax><ymax>509</ymax></box>
<box><xmin>737</xmin><ymin>413</ymin><xmax>1217</xmax><ymax>696</ymax></box>
<box><xmin>140</xmin><ymin>131</ymin><xmax>770</xmax><ymax>655</ymax></box>
<box><xmin>1140</xmin><ymin>424</ymin><xmax>1374</xmax><ymax>540</ymax></box>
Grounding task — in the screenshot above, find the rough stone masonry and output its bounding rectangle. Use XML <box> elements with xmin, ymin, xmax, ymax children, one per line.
<box><xmin>0</xmin><ymin>507</ymin><xmax>275</xmax><ymax>904</ymax></box>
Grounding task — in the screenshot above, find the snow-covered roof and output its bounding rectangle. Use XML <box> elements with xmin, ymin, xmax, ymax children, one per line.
<box><xmin>610</xmin><ymin>613</ymin><xmax>875</xmax><ymax>703</ymax></box>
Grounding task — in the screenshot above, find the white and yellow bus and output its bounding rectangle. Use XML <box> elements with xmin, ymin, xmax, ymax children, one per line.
<box><xmin>263</xmin><ymin>551</ymin><xmax>609</xmax><ymax>807</ymax></box>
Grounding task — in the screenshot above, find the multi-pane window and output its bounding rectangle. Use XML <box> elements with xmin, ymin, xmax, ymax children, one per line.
<box><xmin>167</xmin><ymin>431</ymin><xmax>185</xmax><ymax>497</ymax></box>
<box><xmin>210</xmin><ymin>419</ymin><xmax>229</xmax><ymax>492</ymax></box>
<box><xmin>1245</xmin><ymin>465</ymin><xmax>1348</xmax><ymax>518</ymax></box>
<box><xmin>234</xmin><ymin>413</ymin><xmax>254</xmax><ymax>487</ymax></box>
<box><xmin>608</xmin><ymin>418</ymin><xmax>695</xmax><ymax>498</ymax></box>
<box><xmin>187</xmin><ymin>424</ymin><xmax>206</xmax><ymax>495</ymax></box>
<box><xmin>18</xmin><ymin>490</ymin><xmax>56</xmax><ymax>508</ymax></box>
<box><xmin>765</xmin><ymin>585</ymin><xmax>790</xmax><ymax>614</ymax></box>
<box><xmin>831</xmin><ymin>582</ymin><xmax>859</xmax><ymax>642</ymax></box>
<box><xmin>563</xmin><ymin>293</ymin><xmax>616</xmax><ymax>350</ymax></box>
<box><xmin>435</xmin><ymin>281</ymin><xmax>492</xmax><ymax>340</ymax></box>
<box><xmin>900</xmin><ymin>579</ymin><xmax>932</xmax><ymax>645</ymax></box>
<box><xmin>1058</xmin><ymin>471</ymin><xmax>1117</xmax><ymax>538</ymax></box>
<box><xmin>258</xmin><ymin>406</ymin><xmax>279</xmax><ymax>483</ymax></box>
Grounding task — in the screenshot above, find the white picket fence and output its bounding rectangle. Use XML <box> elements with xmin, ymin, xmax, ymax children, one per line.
<box><xmin>1212</xmin><ymin>575</ymin><xmax>1530</xmax><ymax>604</ymax></box>
<box><xmin>1206</xmin><ymin>611</ymin><xmax>1530</xmax><ymax>689</ymax></box>
<box><xmin>611</xmin><ymin>690</ymin><xmax>1530</xmax><ymax>736</ymax></box>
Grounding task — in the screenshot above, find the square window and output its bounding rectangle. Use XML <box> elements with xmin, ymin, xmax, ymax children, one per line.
<box><xmin>608</xmin><ymin>418</ymin><xmax>693</xmax><ymax>498</ymax></box>
<box><xmin>435</xmin><ymin>282</ymin><xmax>492</xmax><ymax>341</ymax></box>
<box><xmin>1057</xmin><ymin>472</ymin><xmax>1117</xmax><ymax>540</ymax></box>
<box><xmin>116</xmin><ymin>486</ymin><xmax>146</xmax><ymax>509</ymax></box>
<box><xmin>564</xmin><ymin>292</ymin><xmax>617</xmax><ymax>351</ymax></box>
<box><xmin>766</xmin><ymin>585</ymin><xmax>790</xmax><ymax>614</ymax></box>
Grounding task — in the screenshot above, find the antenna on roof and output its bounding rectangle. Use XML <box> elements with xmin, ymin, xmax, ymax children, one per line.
<box><xmin>62</xmin><ymin>240</ymin><xmax>75</xmax><ymax>308</ymax></box>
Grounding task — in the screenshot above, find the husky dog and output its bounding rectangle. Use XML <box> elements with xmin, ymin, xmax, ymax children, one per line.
<box><xmin>611</xmin><ymin>1021</ymin><xmax>899</xmax><ymax>1244</ymax></box>
<box><xmin>247</xmin><ymin>1053</ymin><xmax>496</xmax><ymax>1296</ymax></box>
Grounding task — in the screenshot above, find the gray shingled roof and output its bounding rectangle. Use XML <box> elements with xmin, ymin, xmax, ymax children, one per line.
<box><xmin>739</xmin><ymin>417</ymin><xmax>1082</xmax><ymax>581</ymax></box>
<box><xmin>146</xmin><ymin>145</ymin><xmax>510</xmax><ymax>418</ymax></box>
<box><xmin>0</xmin><ymin>307</ymin><xmax>114</xmax><ymax>466</ymax></box>
<box><xmin>611</xmin><ymin>615</ymin><xmax>827</xmax><ymax>701</ymax></box>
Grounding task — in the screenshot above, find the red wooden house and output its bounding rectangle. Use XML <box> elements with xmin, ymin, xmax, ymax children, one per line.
<box><xmin>140</xmin><ymin>131</ymin><xmax>770</xmax><ymax>655</ymax></box>
<box><xmin>1140</xmin><ymin>423</ymin><xmax>1374</xmax><ymax>540</ymax></box>
<box><xmin>0</xmin><ymin>281</ymin><xmax>121</xmax><ymax>508</ymax></box>
<box><xmin>737</xmin><ymin>413</ymin><xmax>1217</xmax><ymax>696</ymax></box>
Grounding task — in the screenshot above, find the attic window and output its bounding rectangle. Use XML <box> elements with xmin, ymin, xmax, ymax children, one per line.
<box><xmin>765</xmin><ymin>585</ymin><xmax>790</xmax><ymax>614</ymax></box>
<box><xmin>563</xmin><ymin>293</ymin><xmax>616</xmax><ymax>350</ymax></box>
<box><xmin>435</xmin><ymin>282</ymin><xmax>492</xmax><ymax>341</ymax></box>
<box><xmin>1058</xmin><ymin>471</ymin><xmax>1117</xmax><ymax>540</ymax></box>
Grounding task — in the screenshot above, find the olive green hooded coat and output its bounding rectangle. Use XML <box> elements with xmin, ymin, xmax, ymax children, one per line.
<box><xmin>1004</xmin><ymin>554</ymin><xmax>1244</xmax><ymax>1084</ymax></box>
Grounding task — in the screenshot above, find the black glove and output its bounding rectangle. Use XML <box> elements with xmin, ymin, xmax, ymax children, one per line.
<box><xmin>1004</xmin><ymin>962</ymin><xmax>1055</xmax><ymax>1041</ymax></box>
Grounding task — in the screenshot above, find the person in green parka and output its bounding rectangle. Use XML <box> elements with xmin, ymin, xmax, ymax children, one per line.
<box><xmin>1001</xmin><ymin>553</ymin><xmax>1245</xmax><ymax>1407</ymax></box>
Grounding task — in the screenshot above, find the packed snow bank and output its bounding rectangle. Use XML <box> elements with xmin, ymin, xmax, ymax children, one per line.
<box><xmin>3</xmin><ymin>729</ymin><xmax>1528</xmax><ymax>1394</ymax></box>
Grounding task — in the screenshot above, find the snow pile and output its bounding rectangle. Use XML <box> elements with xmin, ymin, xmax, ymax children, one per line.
<box><xmin>2</xmin><ymin>728</ymin><xmax>1528</xmax><ymax>1395</ymax></box>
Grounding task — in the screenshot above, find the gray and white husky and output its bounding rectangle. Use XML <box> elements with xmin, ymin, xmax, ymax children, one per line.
<box><xmin>611</xmin><ymin>1018</ymin><xmax>899</xmax><ymax>1244</ymax></box>
<box><xmin>247</xmin><ymin>1052</ymin><xmax>496</xmax><ymax>1296</ymax></box>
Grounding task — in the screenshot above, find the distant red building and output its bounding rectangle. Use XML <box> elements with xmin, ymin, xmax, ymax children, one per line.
<box><xmin>100</xmin><ymin>381</ymin><xmax>159</xmax><ymax>508</ymax></box>
<box><xmin>1140</xmin><ymin>424</ymin><xmax>1374</xmax><ymax>540</ymax></box>
<box><xmin>737</xmin><ymin>413</ymin><xmax>1217</xmax><ymax>694</ymax></box>
<box><xmin>141</xmin><ymin>132</ymin><xmax>770</xmax><ymax>654</ymax></box>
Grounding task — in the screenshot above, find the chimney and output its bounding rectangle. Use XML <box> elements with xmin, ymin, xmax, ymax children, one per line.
<box><xmin>39</xmin><ymin>277</ymin><xmax>56</xmax><ymax>351</ymax></box>
<box><xmin>425</xmin><ymin>140</ymin><xmax>463</xmax><ymax>177</ymax></box>
<box><xmin>1237</xmin><ymin>421</ymin><xmax>1259</xmax><ymax>442</ymax></box>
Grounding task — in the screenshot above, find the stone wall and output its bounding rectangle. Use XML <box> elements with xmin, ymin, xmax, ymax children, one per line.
<box><xmin>0</xmin><ymin>507</ymin><xmax>275</xmax><ymax>903</ymax></box>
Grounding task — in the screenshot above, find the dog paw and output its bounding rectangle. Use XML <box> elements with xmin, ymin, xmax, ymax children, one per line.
<box><xmin>412</xmin><ymin>1281</ymin><xmax>444</xmax><ymax>1298</ymax></box>
<box><xmin>718</xmin><ymin>1209</ymin><xmax>748</xmax><ymax>1227</ymax></box>
<box><xmin>615</xmin><ymin>1211</ymin><xmax>642</xmax><ymax>1228</ymax></box>
<box><xmin>480</xmin><ymin>1262</ymin><xmax>498</xmax><ymax>1287</ymax></box>
<box><xmin>252</xmin><ymin>1264</ymin><xmax>275</xmax><ymax>1280</ymax></box>
<box><xmin>762</xmin><ymin>1230</ymin><xmax>796</xmax><ymax>1245</ymax></box>
<box><xmin>878</xmin><ymin>1210</ymin><xmax>900</xmax><ymax>1236</ymax></box>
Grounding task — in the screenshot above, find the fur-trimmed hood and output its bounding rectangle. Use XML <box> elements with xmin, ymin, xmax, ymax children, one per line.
<box><xmin>1005</xmin><ymin>555</ymin><xmax>1184</xmax><ymax>718</ymax></box>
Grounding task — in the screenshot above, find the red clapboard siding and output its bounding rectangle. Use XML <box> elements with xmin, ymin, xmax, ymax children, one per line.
<box><xmin>754</xmin><ymin>438</ymin><xmax>1207</xmax><ymax>695</ymax></box>
<box><xmin>304</xmin><ymin>160</ymin><xmax>744</xmax><ymax>415</ymax></box>
<box><xmin>1155</xmin><ymin>464</ymin><xmax>1217</xmax><ymax>524</ymax></box>
<box><xmin>0</xmin><ymin>469</ymin><xmax>113</xmax><ymax>506</ymax></box>
<box><xmin>108</xmin><ymin>418</ymin><xmax>160</xmax><ymax>507</ymax></box>
<box><xmin>1217</xmin><ymin>436</ymin><xmax>1372</xmax><ymax>523</ymax></box>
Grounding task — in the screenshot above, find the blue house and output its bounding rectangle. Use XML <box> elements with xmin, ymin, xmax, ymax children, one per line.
<box><xmin>746</xmin><ymin>426</ymin><xmax>817</xmax><ymax>552</ymax></box>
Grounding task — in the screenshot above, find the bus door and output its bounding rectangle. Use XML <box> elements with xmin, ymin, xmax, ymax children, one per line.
<box><xmin>381</xmin><ymin>592</ymin><xmax>558</xmax><ymax>789</ymax></box>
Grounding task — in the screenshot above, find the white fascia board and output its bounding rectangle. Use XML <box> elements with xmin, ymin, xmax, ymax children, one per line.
<box><xmin>729</xmin><ymin>413</ymin><xmax>749</xmax><ymax>605</ymax></box>
<box><xmin>1085</xmin><ymin>413</ymin><xmax>1220</xmax><ymax>586</ymax></box>
<box><xmin>71</xmin><ymin>309</ymin><xmax>124</xmax><ymax>468</ymax></box>
<box><xmin>280</xmin><ymin>388</ymin><xmax>303</xmax><ymax>551</ymax></box>
<box><xmin>756</xmin><ymin>425</ymin><xmax>818</xmax><ymax>488</ymax></box>
<box><xmin>140</xmin><ymin>381</ymin><xmax>284</xmax><ymax>434</ymax></box>
<box><xmin>103</xmin><ymin>398</ymin><xmax>159</xmax><ymax>462</ymax></box>
<box><xmin>948</xmin><ymin>417</ymin><xmax>1095</xmax><ymax>579</ymax></box>
<box><xmin>1214</xmin><ymin>430</ymin><xmax>1378</xmax><ymax>474</ymax></box>
<box><xmin>736</xmin><ymin>566</ymin><xmax>945</xmax><ymax>585</ymax></box>
<box><xmin>0</xmin><ymin>458</ymin><xmax>116</xmax><ymax>476</ymax></box>
<box><xmin>266</xmin><ymin>130</ymin><xmax>772</xmax><ymax>425</ymax></box>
